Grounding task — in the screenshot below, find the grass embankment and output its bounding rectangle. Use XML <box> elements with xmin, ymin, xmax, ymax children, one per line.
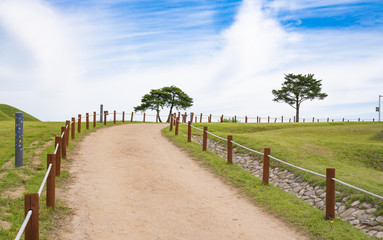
<box><xmin>187</xmin><ymin>122</ymin><xmax>383</xmax><ymax>207</ymax></box>
<box><xmin>163</xmin><ymin>122</ymin><xmax>381</xmax><ymax>240</ymax></box>
<box><xmin>0</xmin><ymin>119</ymin><xmax>124</xmax><ymax>239</ymax></box>
<box><xmin>0</xmin><ymin>104</ymin><xmax>40</xmax><ymax>121</ymax></box>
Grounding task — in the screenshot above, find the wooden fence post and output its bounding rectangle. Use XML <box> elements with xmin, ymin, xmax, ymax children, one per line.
<box><xmin>303</xmin><ymin>118</ymin><xmax>305</xmax><ymax>123</ymax></box>
<box><xmin>203</xmin><ymin>127</ymin><xmax>207</xmax><ymax>151</ymax></box>
<box><xmin>24</xmin><ymin>193</ymin><xmax>39</xmax><ymax>240</ymax></box>
<box><xmin>326</xmin><ymin>168</ymin><xmax>336</xmax><ymax>220</ymax></box>
<box><xmin>131</xmin><ymin>112</ymin><xmax>134</xmax><ymax>122</ymax></box>
<box><xmin>86</xmin><ymin>113</ymin><xmax>89</xmax><ymax>130</ymax></box>
<box><xmin>78</xmin><ymin>114</ymin><xmax>81</xmax><ymax>133</ymax></box>
<box><xmin>104</xmin><ymin>112</ymin><xmax>107</xmax><ymax>125</ymax></box>
<box><xmin>191</xmin><ymin>112</ymin><xmax>194</xmax><ymax>123</ymax></box>
<box><xmin>122</xmin><ymin>111</ymin><xmax>125</xmax><ymax>122</ymax></box>
<box><xmin>143</xmin><ymin>113</ymin><xmax>146</xmax><ymax>122</ymax></box>
<box><xmin>209</xmin><ymin>114</ymin><xmax>212</xmax><ymax>123</ymax></box>
<box><xmin>195</xmin><ymin>116</ymin><xmax>197</xmax><ymax>123</ymax></box>
<box><xmin>268</xmin><ymin>116</ymin><xmax>270</xmax><ymax>123</ymax></box>
<box><xmin>263</xmin><ymin>148</ymin><xmax>270</xmax><ymax>185</ymax></box>
<box><xmin>54</xmin><ymin>136</ymin><xmax>61</xmax><ymax>177</ymax></box>
<box><xmin>175</xmin><ymin>117</ymin><xmax>179</xmax><ymax>135</ymax></box>
<box><xmin>200</xmin><ymin>113</ymin><xmax>202</xmax><ymax>123</ymax></box>
<box><xmin>188</xmin><ymin>121</ymin><xmax>191</xmax><ymax>142</ymax></box>
<box><xmin>358</xmin><ymin>118</ymin><xmax>360</xmax><ymax>122</ymax></box>
<box><xmin>227</xmin><ymin>135</ymin><xmax>232</xmax><ymax>164</ymax></box>
<box><xmin>342</xmin><ymin>118</ymin><xmax>344</xmax><ymax>122</ymax></box>
<box><xmin>93</xmin><ymin>112</ymin><xmax>96</xmax><ymax>127</ymax></box>
<box><xmin>274</xmin><ymin>118</ymin><xmax>277</xmax><ymax>123</ymax></box>
<box><xmin>114</xmin><ymin>111</ymin><xmax>116</xmax><ymax>124</ymax></box>
<box><xmin>61</xmin><ymin>127</ymin><xmax>66</xmax><ymax>158</ymax></box>
<box><xmin>170</xmin><ymin>115</ymin><xmax>173</xmax><ymax>131</ymax></box>
<box><xmin>71</xmin><ymin>117</ymin><xmax>75</xmax><ymax>139</ymax></box>
<box><xmin>47</xmin><ymin>153</ymin><xmax>56</xmax><ymax>208</ymax></box>
<box><xmin>234</xmin><ymin>115</ymin><xmax>236</xmax><ymax>123</ymax></box>
<box><xmin>245</xmin><ymin>116</ymin><xmax>247</xmax><ymax>123</ymax></box>
<box><xmin>221</xmin><ymin>115</ymin><xmax>223</xmax><ymax>123</ymax></box>
<box><xmin>65</xmin><ymin>121</ymin><xmax>70</xmax><ymax>147</ymax></box>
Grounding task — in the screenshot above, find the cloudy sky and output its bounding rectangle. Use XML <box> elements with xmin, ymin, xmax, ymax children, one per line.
<box><xmin>0</xmin><ymin>0</ymin><xmax>382</xmax><ymax>121</ymax></box>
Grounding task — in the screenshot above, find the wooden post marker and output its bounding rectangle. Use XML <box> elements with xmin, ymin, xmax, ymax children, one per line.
<box><xmin>203</xmin><ymin>127</ymin><xmax>208</xmax><ymax>151</ymax></box>
<box><xmin>61</xmin><ymin>127</ymin><xmax>66</xmax><ymax>158</ymax></box>
<box><xmin>191</xmin><ymin>112</ymin><xmax>194</xmax><ymax>123</ymax></box>
<box><xmin>131</xmin><ymin>112</ymin><xmax>134</xmax><ymax>122</ymax></box>
<box><xmin>227</xmin><ymin>135</ymin><xmax>232</xmax><ymax>164</ymax></box>
<box><xmin>93</xmin><ymin>112</ymin><xmax>96</xmax><ymax>127</ymax></box>
<box><xmin>54</xmin><ymin>136</ymin><xmax>61</xmax><ymax>177</ymax></box>
<box><xmin>122</xmin><ymin>111</ymin><xmax>125</xmax><ymax>122</ymax></box>
<box><xmin>71</xmin><ymin>117</ymin><xmax>75</xmax><ymax>139</ymax></box>
<box><xmin>245</xmin><ymin>116</ymin><xmax>248</xmax><ymax>123</ymax></box>
<box><xmin>170</xmin><ymin>115</ymin><xmax>173</xmax><ymax>131</ymax></box>
<box><xmin>187</xmin><ymin>121</ymin><xmax>191</xmax><ymax>142</ymax></box>
<box><xmin>281</xmin><ymin>116</ymin><xmax>284</xmax><ymax>123</ymax></box>
<box><xmin>326</xmin><ymin>168</ymin><xmax>336</xmax><ymax>220</ymax></box>
<box><xmin>46</xmin><ymin>153</ymin><xmax>56</xmax><ymax>208</ymax></box>
<box><xmin>175</xmin><ymin>117</ymin><xmax>179</xmax><ymax>135</ymax></box>
<box><xmin>200</xmin><ymin>113</ymin><xmax>202</xmax><ymax>123</ymax></box>
<box><xmin>104</xmin><ymin>111</ymin><xmax>107</xmax><ymax>125</ymax></box>
<box><xmin>24</xmin><ymin>193</ymin><xmax>39</xmax><ymax>240</ymax></box>
<box><xmin>263</xmin><ymin>148</ymin><xmax>270</xmax><ymax>185</ymax></box>
<box><xmin>65</xmin><ymin>121</ymin><xmax>70</xmax><ymax>147</ymax></box>
<box><xmin>78</xmin><ymin>114</ymin><xmax>81</xmax><ymax>133</ymax></box>
<box><xmin>86</xmin><ymin>113</ymin><xmax>89</xmax><ymax>130</ymax></box>
<box><xmin>143</xmin><ymin>113</ymin><xmax>146</xmax><ymax>122</ymax></box>
<box><xmin>114</xmin><ymin>110</ymin><xmax>116</xmax><ymax>124</ymax></box>
<box><xmin>268</xmin><ymin>116</ymin><xmax>270</xmax><ymax>123</ymax></box>
<box><xmin>221</xmin><ymin>115</ymin><xmax>223</xmax><ymax>123</ymax></box>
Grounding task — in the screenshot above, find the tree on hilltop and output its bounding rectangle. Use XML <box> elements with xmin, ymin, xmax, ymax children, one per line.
<box><xmin>134</xmin><ymin>86</ymin><xmax>193</xmax><ymax>122</ymax></box>
<box><xmin>272</xmin><ymin>73</ymin><xmax>328</xmax><ymax>122</ymax></box>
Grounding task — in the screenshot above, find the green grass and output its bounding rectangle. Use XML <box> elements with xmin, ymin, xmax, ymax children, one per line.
<box><xmin>0</xmin><ymin>118</ymin><xmax>129</xmax><ymax>239</ymax></box>
<box><xmin>182</xmin><ymin>122</ymin><xmax>383</xmax><ymax>206</ymax></box>
<box><xmin>0</xmin><ymin>104</ymin><xmax>40</xmax><ymax>121</ymax></box>
<box><xmin>163</xmin><ymin>126</ymin><xmax>374</xmax><ymax>240</ymax></box>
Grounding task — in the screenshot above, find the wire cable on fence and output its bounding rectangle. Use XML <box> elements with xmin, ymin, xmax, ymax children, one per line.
<box><xmin>206</xmin><ymin>131</ymin><xmax>227</xmax><ymax>142</ymax></box>
<box><xmin>268</xmin><ymin>155</ymin><xmax>326</xmax><ymax>178</ymax></box>
<box><xmin>14</xmin><ymin>210</ymin><xmax>33</xmax><ymax>240</ymax></box>
<box><xmin>190</xmin><ymin>125</ymin><xmax>203</xmax><ymax>131</ymax></box>
<box><xmin>54</xmin><ymin>143</ymin><xmax>59</xmax><ymax>155</ymax></box>
<box><xmin>230</xmin><ymin>140</ymin><xmax>264</xmax><ymax>156</ymax></box>
<box><xmin>37</xmin><ymin>163</ymin><xmax>53</xmax><ymax>197</ymax></box>
<box><xmin>332</xmin><ymin>178</ymin><xmax>383</xmax><ymax>200</ymax></box>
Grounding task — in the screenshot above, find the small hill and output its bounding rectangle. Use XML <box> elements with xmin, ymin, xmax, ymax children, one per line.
<box><xmin>0</xmin><ymin>104</ymin><xmax>40</xmax><ymax>121</ymax></box>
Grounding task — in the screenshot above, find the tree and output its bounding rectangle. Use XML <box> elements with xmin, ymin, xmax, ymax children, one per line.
<box><xmin>134</xmin><ymin>86</ymin><xmax>193</xmax><ymax>122</ymax></box>
<box><xmin>162</xmin><ymin>86</ymin><xmax>193</xmax><ymax>122</ymax></box>
<box><xmin>272</xmin><ymin>73</ymin><xmax>328</xmax><ymax>122</ymax></box>
<box><xmin>134</xmin><ymin>89</ymin><xmax>169</xmax><ymax>122</ymax></box>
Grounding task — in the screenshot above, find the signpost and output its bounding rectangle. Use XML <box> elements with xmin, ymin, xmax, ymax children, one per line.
<box><xmin>15</xmin><ymin>112</ymin><xmax>23</xmax><ymax>167</ymax></box>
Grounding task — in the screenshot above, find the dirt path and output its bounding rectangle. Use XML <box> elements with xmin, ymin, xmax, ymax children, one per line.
<box><xmin>55</xmin><ymin>124</ymin><xmax>306</xmax><ymax>240</ymax></box>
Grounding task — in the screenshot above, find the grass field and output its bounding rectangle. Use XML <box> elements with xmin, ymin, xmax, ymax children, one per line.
<box><xmin>178</xmin><ymin>122</ymin><xmax>383</xmax><ymax>205</ymax></box>
<box><xmin>0</xmin><ymin>119</ymin><xmax>117</xmax><ymax>239</ymax></box>
<box><xmin>163</xmin><ymin>126</ymin><xmax>374</xmax><ymax>240</ymax></box>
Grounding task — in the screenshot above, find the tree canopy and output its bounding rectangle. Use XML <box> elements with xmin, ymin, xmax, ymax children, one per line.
<box><xmin>272</xmin><ymin>73</ymin><xmax>328</xmax><ymax>122</ymax></box>
<box><xmin>134</xmin><ymin>86</ymin><xmax>193</xmax><ymax>122</ymax></box>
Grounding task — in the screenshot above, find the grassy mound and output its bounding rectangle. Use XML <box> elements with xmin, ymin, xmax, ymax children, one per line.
<box><xmin>0</xmin><ymin>104</ymin><xmax>40</xmax><ymax>121</ymax></box>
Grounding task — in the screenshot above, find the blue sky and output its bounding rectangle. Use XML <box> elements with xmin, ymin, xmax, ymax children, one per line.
<box><xmin>0</xmin><ymin>0</ymin><xmax>382</xmax><ymax>121</ymax></box>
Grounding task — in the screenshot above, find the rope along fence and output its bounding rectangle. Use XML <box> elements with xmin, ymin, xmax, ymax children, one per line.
<box><xmin>169</xmin><ymin>115</ymin><xmax>383</xmax><ymax>220</ymax></box>
<box><xmin>14</xmin><ymin>110</ymin><xmax>146</xmax><ymax>240</ymax></box>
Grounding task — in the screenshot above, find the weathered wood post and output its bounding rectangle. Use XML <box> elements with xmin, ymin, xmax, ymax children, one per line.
<box><xmin>221</xmin><ymin>114</ymin><xmax>223</xmax><ymax>123</ymax></box>
<box><xmin>209</xmin><ymin>114</ymin><xmax>212</xmax><ymax>123</ymax></box>
<box><xmin>188</xmin><ymin>121</ymin><xmax>191</xmax><ymax>142</ymax></box>
<box><xmin>65</xmin><ymin>121</ymin><xmax>70</xmax><ymax>146</ymax></box>
<box><xmin>191</xmin><ymin>112</ymin><xmax>194</xmax><ymax>123</ymax></box>
<box><xmin>195</xmin><ymin>116</ymin><xmax>197</xmax><ymax>123</ymax></box>
<box><xmin>93</xmin><ymin>112</ymin><xmax>96</xmax><ymax>127</ymax></box>
<box><xmin>61</xmin><ymin>127</ymin><xmax>66</xmax><ymax>158</ymax></box>
<box><xmin>47</xmin><ymin>153</ymin><xmax>56</xmax><ymax>208</ymax></box>
<box><xmin>78</xmin><ymin>114</ymin><xmax>81</xmax><ymax>133</ymax></box>
<box><xmin>131</xmin><ymin>112</ymin><xmax>134</xmax><ymax>122</ymax></box>
<box><xmin>122</xmin><ymin>111</ymin><xmax>125</xmax><ymax>122</ymax></box>
<box><xmin>326</xmin><ymin>168</ymin><xmax>336</xmax><ymax>220</ymax></box>
<box><xmin>54</xmin><ymin>136</ymin><xmax>61</xmax><ymax>177</ymax></box>
<box><xmin>263</xmin><ymin>148</ymin><xmax>270</xmax><ymax>185</ymax></box>
<box><xmin>175</xmin><ymin>117</ymin><xmax>179</xmax><ymax>135</ymax></box>
<box><xmin>203</xmin><ymin>127</ymin><xmax>208</xmax><ymax>151</ymax></box>
<box><xmin>268</xmin><ymin>116</ymin><xmax>270</xmax><ymax>123</ymax></box>
<box><xmin>281</xmin><ymin>116</ymin><xmax>284</xmax><ymax>123</ymax></box>
<box><xmin>227</xmin><ymin>135</ymin><xmax>232</xmax><ymax>164</ymax></box>
<box><xmin>24</xmin><ymin>193</ymin><xmax>39</xmax><ymax>240</ymax></box>
<box><xmin>104</xmin><ymin>111</ymin><xmax>107</xmax><ymax>125</ymax></box>
<box><xmin>71</xmin><ymin>117</ymin><xmax>75</xmax><ymax>139</ymax></box>
<box><xmin>114</xmin><ymin>110</ymin><xmax>116</xmax><ymax>124</ymax></box>
<box><xmin>245</xmin><ymin>116</ymin><xmax>248</xmax><ymax>123</ymax></box>
<box><xmin>200</xmin><ymin>113</ymin><xmax>202</xmax><ymax>123</ymax></box>
<box><xmin>234</xmin><ymin>115</ymin><xmax>236</xmax><ymax>123</ymax></box>
<box><xmin>86</xmin><ymin>113</ymin><xmax>89</xmax><ymax>130</ymax></box>
<box><xmin>170</xmin><ymin>115</ymin><xmax>173</xmax><ymax>131</ymax></box>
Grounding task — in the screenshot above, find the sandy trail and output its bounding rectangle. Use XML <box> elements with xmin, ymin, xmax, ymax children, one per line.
<box><xmin>55</xmin><ymin>124</ymin><xmax>305</xmax><ymax>240</ymax></box>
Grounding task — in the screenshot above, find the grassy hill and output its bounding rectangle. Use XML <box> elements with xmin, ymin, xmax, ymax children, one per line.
<box><xmin>0</xmin><ymin>104</ymin><xmax>40</xmax><ymax>121</ymax></box>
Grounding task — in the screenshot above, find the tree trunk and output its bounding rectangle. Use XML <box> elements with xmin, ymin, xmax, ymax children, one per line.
<box><xmin>166</xmin><ymin>104</ymin><xmax>174</xmax><ymax>122</ymax></box>
<box><xmin>156</xmin><ymin>109</ymin><xmax>162</xmax><ymax>123</ymax></box>
<box><xmin>296</xmin><ymin>102</ymin><xmax>300</xmax><ymax>122</ymax></box>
